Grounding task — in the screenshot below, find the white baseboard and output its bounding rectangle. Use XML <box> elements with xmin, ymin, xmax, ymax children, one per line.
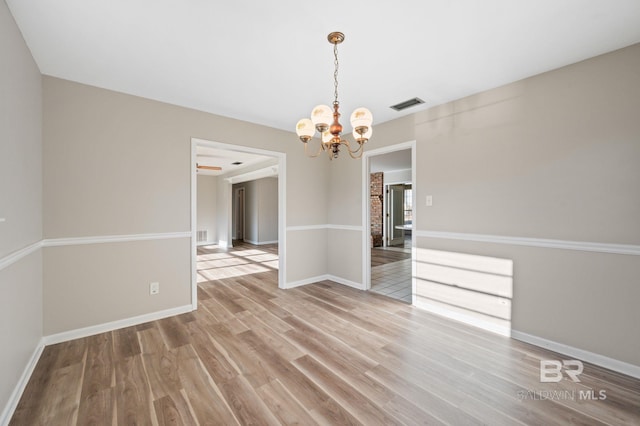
<box><xmin>1</xmin><ymin>338</ymin><xmax>45</xmax><ymax>426</ymax></box>
<box><xmin>284</xmin><ymin>275</ymin><xmax>328</xmax><ymax>289</ymax></box>
<box><xmin>511</xmin><ymin>330</ymin><xmax>640</xmax><ymax>379</ymax></box>
<box><xmin>285</xmin><ymin>274</ymin><xmax>365</xmax><ymax>290</ymax></box>
<box><xmin>326</xmin><ymin>275</ymin><xmax>365</xmax><ymax>290</ymax></box>
<box><xmin>196</xmin><ymin>240</ymin><xmax>216</xmax><ymax>247</ymax></box>
<box><xmin>243</xmin><ymin>239</ymin><xmax>278</xmax><ymax>246</ymax></box>
<box><xmin>43</xmin><ymin>305</ymin><xmax>194</xmax><ymax>345</ymax></box>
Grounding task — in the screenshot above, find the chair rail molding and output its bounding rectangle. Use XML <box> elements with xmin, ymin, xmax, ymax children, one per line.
<box><xmin>416</xmin><ymin>230</ymin><xmax>640</xmax><ymax>256</ymax></box>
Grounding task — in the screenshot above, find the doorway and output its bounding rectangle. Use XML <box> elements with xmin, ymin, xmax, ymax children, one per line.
<box><xmin>362</xmin><ymin>141</ymin><xmax>416</xmax><ymax>304</ymax></box>
<box><xmin>191</xmin><ymin>138</ymin><xmax>287</xmax><ymax>311</ymax></box>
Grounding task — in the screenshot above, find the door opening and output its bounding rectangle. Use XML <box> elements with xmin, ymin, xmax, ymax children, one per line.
<box><xmin>191</xmin><ymin>138</ymin><xmax>287</xmax><ymax>311</ymax></box>
<box><xmin>362</xmin><ymin>142</ymin><xmax>416</xmax><ymax>304</ymax></box>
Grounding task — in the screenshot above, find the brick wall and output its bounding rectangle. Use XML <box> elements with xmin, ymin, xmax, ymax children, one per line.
<box><xmin>370</xmin><ymin>172</ymin><xmax>384</xmax><ymax>247</ymax></box>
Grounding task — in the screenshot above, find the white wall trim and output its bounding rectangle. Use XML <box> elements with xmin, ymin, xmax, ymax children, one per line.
<box><xmin>285</xmin><ymin>274</ymin><xmax>364</xmax><ymax>290</ymax></box>
<box><xmin>196</xmin><ymin>240</ymin><xmax>217</xmax><ymax>247</ymax></box>
<box><xmin>0</xmin><ymin>338</ymin><xmax>45</xmax><ymax>426</ymax></box>
<box><xmin>243</xmin><ymin>239</ymin><xmax>279</xmax><ymax>246</ymax></box>
<box><xmin>217</xmin><ymin>240</ymin><xmax>231</xmax><ymax>249</ymax></box>
<box><xmin>416</xmin><ymin>230</ymin><xmax>640</xmax><ymax>256</ymax></box>
<box><xmin>284</xmin><ymin>275</ymin><xmax>329</xmax><ymax>289</ymax></box>
<box><xmin>1</xmin><ymin>232</ymin><xmax>193</xmax><ymax>273</ymax></box>
<box><xmin>327</xmin><ymin>224</ymin><xmax>363</xmax><ymax>231</ymax></box>
<box><xmin>511</xmin><ymin>330</ymin><xmax>640</xmax><ymax>379</ymax></box>
<box><xmin>326</xmin><ymin>274</ymin><xmax>365</xmax><ymax>290</ymax></box>
<box><xmin>191</xmin><ymin>141</ymin><xmax>198</xmax><ymax>310</ymax></box>
<box><xmin>224</xmin><ymin>164</ymin><xmax>279</xmax><ymax>184</ymax></box>
<box><xmin>286</xmin><ymin>224</ymin><xmax>363</xmax><ymax>232</ymax></box>
<box><xmin>43</xmin><ymin>304</ymin><xmax>193</xmax><ymax>346</ymax></box>
<box><xmin>42</xmin><ymin>232</ymin><xmax>192</xmax><ymax>247</ymax></box>
<box><xmin>286</xmin><ymin>224</ymin><xmax>327</xmax><ymax>231</ymax></box>
<box><xmin>0</xmin><ymin>241</ymin><xmax>42</xmax><ymax>272</ymax></box>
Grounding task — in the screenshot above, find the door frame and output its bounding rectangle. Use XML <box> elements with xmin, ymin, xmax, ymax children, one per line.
<box><xmin>361</xmin><ymin>140</ymin><xmax>416</xmax><ymax>296</ymax></box>
<box><xmin>191</xmin><ymin>138</ymin><xmax>287</xmax><ymax>311</ymax></box>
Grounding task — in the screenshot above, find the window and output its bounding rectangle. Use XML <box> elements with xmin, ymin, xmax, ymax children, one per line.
<box><xmin>404</xmin><ymin>187</ymin><xmax>412</xmax><ymax>226</ymax></box>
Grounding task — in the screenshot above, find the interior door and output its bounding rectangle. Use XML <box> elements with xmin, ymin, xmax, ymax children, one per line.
<box><xmin>387</xmin><ymin>184</ymin><xmax>405</xmax><ymax>246</ymax></box>
<box><xmin>235</xmin><ymin>187</ymin><xmax>245</xmax><ymax>241</ymax></box>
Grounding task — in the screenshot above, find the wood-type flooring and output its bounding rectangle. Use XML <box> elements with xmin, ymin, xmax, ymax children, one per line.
<box><xmin>10</xmin><ymin>244</ymin><xmax>640</xmax><ymax>425</ymax></box>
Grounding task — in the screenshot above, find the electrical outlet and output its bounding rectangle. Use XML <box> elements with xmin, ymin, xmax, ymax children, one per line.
<box><xmin>426</xmin><ymin>195</ymin><xmax>433</xmax><ymax>206</ymax></box>
<box><xmin>150</xmin><ymin>282</ymin><xmax>160</xmax><ymax>295</ymax></box>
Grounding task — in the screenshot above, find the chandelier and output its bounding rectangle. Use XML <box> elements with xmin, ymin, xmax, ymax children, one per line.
<box><xmin>295</xmin><ymin>32</ymin><xmax>373</xmax><ymax>160</ymax></box>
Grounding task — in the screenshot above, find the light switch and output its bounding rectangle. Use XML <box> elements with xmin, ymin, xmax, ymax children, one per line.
<box><xmin>426</xmin><ymin>195</ymin><xmax>433</xmax><ymax>207</ymax></box>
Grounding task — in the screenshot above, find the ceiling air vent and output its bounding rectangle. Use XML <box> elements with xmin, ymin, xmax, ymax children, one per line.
<box><xmin>390</xmin><ymin>97</ymin><xmax>425</xmax><ymax>111</ymax></box>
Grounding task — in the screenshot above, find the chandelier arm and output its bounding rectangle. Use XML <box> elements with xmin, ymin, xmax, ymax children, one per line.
<box><xmin>342</xmin><ymin>139</ymin><xmax>365</xmax><ymax>159</ymax></box>
<box><xmin>304</xmin><ymin>140</ymin><xmax>324</xmax><ymax>158</ymax></box>
<box><xmin>326</xmin><ymin>149</ymin><xmax>334</xmax><ymax>161</ymax></box>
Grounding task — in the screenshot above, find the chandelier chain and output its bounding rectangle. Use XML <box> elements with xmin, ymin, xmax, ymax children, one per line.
<box><xmin>333</xmin><ymin>41</ymin><xmax>339</xmax><ymax>105</ymax></box>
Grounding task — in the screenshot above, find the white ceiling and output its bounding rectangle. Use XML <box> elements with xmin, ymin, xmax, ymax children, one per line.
<box><xmin>7</xmin><ymin>1</ymin><xmax>640</xmax><ymax>134</ymax></box>
<box><xmin>196</xmin><ymin>146</ymin><xmax>274</xmax><ymax>176</ymax></box>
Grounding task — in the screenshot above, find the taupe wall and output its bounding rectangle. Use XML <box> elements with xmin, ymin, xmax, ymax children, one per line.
<box><xmin>258</xmin><ymin>178</ymin><xmax>278</xmax><ymax>243</ymax></box>
<box><xmin>43</xmin><ymin>239</ymin><xmax>191</xmax><ymax>335</ymax></box>
<box><xmin>196</xmin><ymin>174</ymin><xmax>217</xmax><ymax>244</ymax></box>
<box><xmin>233</xmin><ymin>177</ymin><xmax>278</xmax><ymax>244</ymax></box>
<box><xmin>233</xmin><ymin>180</ymin><xmax>259</xmax><ymax>242</ymax></box>
<box><xmin>328</xmin><ymin>43</ymin><xmax>640</xmax><ymax>366</ymax></box>
<box><xmin>0</xmin><ymin>1</ymin><xmax>43</xmax><ymax>419</ymax></box>
<box><xmin>42</xmin><ymin>76</ymin><xmax>327</xmax><ymax>333</ymax></box>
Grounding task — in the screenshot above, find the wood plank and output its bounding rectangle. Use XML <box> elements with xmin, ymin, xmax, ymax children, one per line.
<box><xmin>113</xmin><ymin>326</ymin><xmax>141</xmax><ymax>359</ymax></box>
<box><xmin>174</xmin><ymin>344</ymin><xmax>239</xmax><ymax>425</ymax></box>
<box><xmin>26</xmin><ymin>362</ymin><xmax>84</xmax><ymax>426</ymax></box>
<box><xmin>9</xmin><ymin>345</ymin><xmax>65</xmax><ymax>425</ymax></box>
<box><xmin>218</xmin><ymin>375</ymin><xmax>281</xmax><ymax>425</ymax></box>
<box><xmin>293</xmin><ymin>355</ymin><xmax>401</xmax><ymax>425</ymax></box>
<box><xmin>76</xmin><ymin>387</ymin><xmax>115</xmax><ymax>426</ymax></box>
<box><xmin>79</xmin><ymin>333</ymin><xmax>114</xmax><ymax>397</ymax></box>
<box><xmin>115</xmin><ymin>355</ymin><xmax>155</xmax><ymax>425</ymax></box>
<box><xmin>138</xmin><ymin>327</ymin><xmax>182</xmax><ymax>400</ymax></box>
<box><xmin>187</xmin><ymin>321</ymin><xmax>240</xmax><ymax>384</ymax></box>
<box><xmin>256</xmin><ymin>379</ymin><xmax>318</xmax><ymax>425</ymax></box>
<box><xmin>154</xmin><ymin>392</ymin><xmax>198</xmax><ymax>426</ymax></box>
<box><xmin>157</xmin><ymin>316</ymin><xmax>190</xmax><ymax>349</ymax></box>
